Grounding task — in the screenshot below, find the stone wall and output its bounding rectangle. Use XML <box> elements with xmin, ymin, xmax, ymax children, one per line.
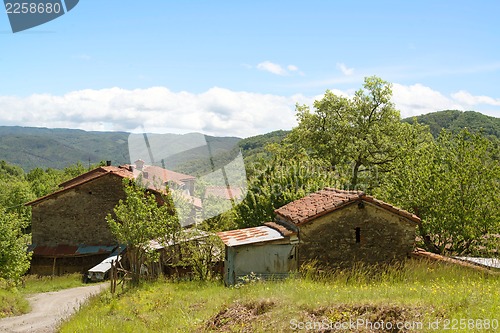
<box><xmin>297</xmin><ymin>202</ymin><xmax>417</xmax><ymax>267</ymax></box>
<box><xmin>31</xmin><ymin>174</ymin><xmax>126</xmax><ymax>246</ymax></box>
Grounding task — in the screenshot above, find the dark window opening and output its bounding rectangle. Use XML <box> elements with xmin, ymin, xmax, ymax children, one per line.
<box><xmin>355</xmin><ymin>227</ymin><xmax>361</xmax><ymax>243</ymax></box>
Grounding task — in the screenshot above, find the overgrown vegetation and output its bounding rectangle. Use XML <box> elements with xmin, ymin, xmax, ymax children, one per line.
<box><xmin>59</xmin><ymin>260</ymin><xmax>500</xmax><ymax>332</ymax></box>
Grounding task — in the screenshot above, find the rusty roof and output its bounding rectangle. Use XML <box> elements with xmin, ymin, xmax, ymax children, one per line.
<box><xmin>217</xmin><ymin>225</ymin><xmax>286</xmax><ymax>247</ymax></box>
<box><xmin>204</xmin><ymin>186</ymin><xmax>244</xmax><ymax>200</ymax></box>
<box><xmin>274</xmin><ymin>188</ymin><xmax>421</xmax><ymax>225</ymax></box>
<box><xmin>58</xmin><ymin>166</ymin><xmax>133</xmax><ymax>189</ymax></box>
<box><xmin>28</xmin><ymin>244</ymin><xmax>117</xmax><ymax>257</ymax></box>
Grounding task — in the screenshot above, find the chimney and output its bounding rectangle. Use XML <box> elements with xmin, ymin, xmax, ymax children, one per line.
<box><xmin>135</xmin><ymin>159</ymin><xmax>145</xmax><ymax>171</ymax></box>
<box><xmin>106</xmin><ymin>160</ymin><xmax>112</xmax><ymax>166</ymax></box>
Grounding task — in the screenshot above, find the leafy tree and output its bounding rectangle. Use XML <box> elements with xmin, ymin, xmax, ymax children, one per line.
<box><xmin>0</xmin><ymin>209</ymin><xmax>31</xmax><ymax>284</ymax></box>
<box><xmin>200</xmin><ymin>195</ymin><xmax>238</xmax><ymax>231</ymax></box>
<box><xmin>106</xmin><ymin>180</ymin><xmax>180</xmax><ymax>285</ymax></box>
<box><xmin>175</xmin><ymin>230</ymin><xmax>224</xmax><ymax>281</ymax></box>
<box><xmin>235</xmin><ymin>157</ymin><xmax>338</xmax><ymax>228</ymax></box>
<box><xmin>27</xmin><ymin>167</ymin><xmax>66</xmax><ymax>198</ymax></box>
<box><xmin>379</xmin><ymin>129</ymin><xmax>500</xmax><ymax>255</ymax></box>
<box><xmin>287</xmin><ymin>76</ymin><xmax>423</xmax><ymax>188</ymax></box>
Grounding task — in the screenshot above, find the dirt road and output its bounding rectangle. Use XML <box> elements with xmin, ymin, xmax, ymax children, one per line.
<box><xmin>0</xmin><ymin>283</ymin><xmax>107</xmax><ymax>333</ymax></box>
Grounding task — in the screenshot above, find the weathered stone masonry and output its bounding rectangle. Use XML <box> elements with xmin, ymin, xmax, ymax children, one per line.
<box><xmin>31</xmin><ymin>174</ymin><xmax>125</xmax><ymax>246</ymax></box>
<box><xmin>297</xmin><ymin>202</ymin><xmax>416</xmax><ymax>267</ymax></box>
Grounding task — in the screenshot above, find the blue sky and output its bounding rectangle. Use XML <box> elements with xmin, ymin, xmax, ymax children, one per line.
<box><xmin>0</xmin><ymin>1</ymin><xmax>499</xmax><ymax>137</ymax></box>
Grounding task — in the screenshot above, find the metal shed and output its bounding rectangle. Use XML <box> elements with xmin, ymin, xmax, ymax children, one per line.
<box><xmin>217</xmin><ymin>222</ymin><xmax>298</xmax><ymax>286</ymax></box>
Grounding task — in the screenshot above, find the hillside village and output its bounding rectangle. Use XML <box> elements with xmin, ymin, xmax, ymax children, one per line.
<box><xmin>1</xmin><ymin>104</ymin><xmax>499</xmax><ymax>330</ymax></box>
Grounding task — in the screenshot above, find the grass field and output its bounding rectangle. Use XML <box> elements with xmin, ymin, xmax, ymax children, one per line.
<box><xmin>0</xmin><ymin>273</ymin><xmax>85</xmax><ymax>318</ymax></box>
<box><xmin>59</xmin><ymin>260</ymin><xmax>500</xmax><ymax>332</ymax></box>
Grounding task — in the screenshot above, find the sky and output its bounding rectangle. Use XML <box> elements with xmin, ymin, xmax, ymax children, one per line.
<box><xmin>1</xmin><ymin>0</ymin><xmax>499</xmax><ymax>138</ymax></box>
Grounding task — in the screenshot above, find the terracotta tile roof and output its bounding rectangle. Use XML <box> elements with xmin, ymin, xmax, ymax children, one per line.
<box><xmin>136</xmin><ymin>165</ymin><xmax>196</xmax><ymax>184</ymax></box>
<box><xmin>263</xmin><ymin>222</ymin><xmax>297</xmax><ymax>237</ymax></box>
<box><xmin>217</xmin><ymin>226</ymin><xmax>285</xmax><ymax>247</ymax></box>
<box><xmin>26</xmin><ymin>164</ymin><xmax>199</xmax><ymax>207</ymax></box>
<box><xmin>58</xmin><ymin>166</ymin><xmax>133</xmax><ymax>189</ymax></box>
<box><xmin>26</xmin><ymin>167</ymin><xmax>134</xmax><ymax>206</ymax></box>
<box><xmin>274</xmin><ymin>188</ymin><xmax>421</xmax><ymax>225</ymax></box>
<box><xmin>204</xmin><ymin>186</ymin><xmax>244</xmax><ymax>200</ymax></box>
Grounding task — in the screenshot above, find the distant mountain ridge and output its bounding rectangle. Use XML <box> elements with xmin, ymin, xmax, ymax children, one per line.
<box><xmin>402</xmin><ymin>110</ymin><xmax>500</xmax><ymax>138</ymax></box>
<box><xmin>0</xmin><ymin>110</ymin><xmax>498</xmax><ymax>171</ymax></box>
<box><xmin>0</xmin><ymin>126</ymin><xmax>241</xmax><ymax>172</ymax></box>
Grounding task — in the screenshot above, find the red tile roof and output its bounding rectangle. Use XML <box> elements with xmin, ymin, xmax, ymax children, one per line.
<box><xmin>204</xmin><ymin>186</ymin><xmax>244</xmax><ymax>200</ymax></box>
<box><xmin>133</xmin><ymin>165</ymin><xmax>196</xmax><ymax>184</ymax></box>
<box><xmin>57</xmin><ymin>166</ymin><xmax>132</xmax><ymax>189</ymax></box>
<box><xmin>26</xmin><ymin>167</ymin><xmax>134</xmax><ymax>206</ymax></box>
<box><xmin>26</xmin><ymin>164</ymin><xmax>199</xmax><ymax>207</ymax></box>
<box><xmin>274</xmin><ymin>188</ymin><xmax>421</xmax><ymax>225</ymax></box>
<box><xmin>263</xmin><ymin>221</ymin><xmax>297</xmax><ymax>237</ymax></box>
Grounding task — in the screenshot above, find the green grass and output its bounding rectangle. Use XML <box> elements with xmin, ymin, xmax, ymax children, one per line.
<box><xmin>18</xmin><ymin>273</ymin><xmax>86</xmax><ymax>294</ymax></box>
<box><xmin>0</xmin><ymin>273</ymin><xmax>85</xmax><ymax>318</ymax></box>
<box><xmin>59</xmin><ymin>260</ymin><xmax>500</xmax><ymax>333</ymax></box>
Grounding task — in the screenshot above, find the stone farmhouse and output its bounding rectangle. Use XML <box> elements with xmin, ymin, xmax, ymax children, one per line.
<box><xmin>26</xmin><ymin>162</ymin><xmax>200</xmax><ymax>276</ymax></box>
<box><xmin>275</xmin><ymin>188</ymin><xmax>421</xmax><ymax>267</ymax></box>
<box><xmin>218</xmin><ymin>188</ymin><xmax>421</xmax><ymax>284</ymax></box>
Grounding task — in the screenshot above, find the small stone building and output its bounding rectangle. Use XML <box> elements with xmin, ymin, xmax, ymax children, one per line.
<box><xmin>26</xmin><ymin>164</ymin><xmax>199</xmax><ymax>275</ymax></box>
<box><xmin>217</xmin><ymin>222</ymin><xmax>298</xmax><ymax>286</ymax></box>
<box><xmin>274</xmin><ymin>188</ymin><xmax>421</xmax><ymax>268</ymax></box>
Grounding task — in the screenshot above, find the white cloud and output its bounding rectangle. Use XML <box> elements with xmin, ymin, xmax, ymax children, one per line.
<box><xmin>0</xmin><ymin>84</ymin><xmax>497</xmax><ymax>139</ymax></box>
<box><xmin>0</xmin><ymin>87</ymin><xmax>309</xmax><ymax>138</ymax></box>
<box><xmin>336</xmin><ymin>63</ymin><xmax>354</xmax><ymax>76</ymax></box>
<box><xmin>256</xmin><ymin>61</ymin><xmax>301</xmax><ymax>76</ymax></box>
<box><xmin>451</xmin><ymin>90</ymin><xmax>500</xmax><ymax>107</ymax></box>
<box><xmin>257</xmin><ymin>61</ymin><xmax>287</xmax><ymax>75</ymax></box>
<box><xmin>392</xmin><ymin>83</ymin><xmax>464</xmax><ymax>117</ymax></box>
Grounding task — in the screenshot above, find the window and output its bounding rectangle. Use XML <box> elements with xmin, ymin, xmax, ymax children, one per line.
<box><xmin>355</xmin><ymin>227</ymin><xmax>361</xmax><ymax>243</ymax></box>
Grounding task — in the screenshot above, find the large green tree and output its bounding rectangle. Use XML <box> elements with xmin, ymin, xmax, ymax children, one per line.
<box><xmin>0</xmin><ymin>210</ymin><xmax>31</xmax><ymax>284</ymax></box>
<box><xmin>287</xmin><ymin>76</ymin><xmax>423</xmax><ymax>189</ymax></box>
<box><xmin>379</xmin><ymin>129</ymin><xmax>500</xmax><ymax>255</ymax></box>
<box><xmin>106</xmin><ymin>180</ymin><xmax>180</xmax><ymax>284</ymax></box>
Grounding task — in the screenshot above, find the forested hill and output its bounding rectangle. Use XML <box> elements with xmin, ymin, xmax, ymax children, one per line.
<box><xmin>0</xmin><ymin>126</ymin><xmax>241</xmax><ymax>172</ymax></box>
<box><xmin>402</xmin><ymin>110</ymin><xmax>500</xmax><ymax>138</ymax></box>
<box><xmin>0</xmin><ymin>110</ymin><xmax>498</xmax><ymax>171</ymax></box>
<box><xmin>0</xmin><ymin>126</ymin><xmax>131</xmax><ymax>171</ymax></box>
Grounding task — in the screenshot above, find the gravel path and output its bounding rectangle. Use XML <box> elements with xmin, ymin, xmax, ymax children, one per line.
<box><xmin>0</xmin><ymin>283</ymin><xmax>107</xmax><ymax>333</ymax></box>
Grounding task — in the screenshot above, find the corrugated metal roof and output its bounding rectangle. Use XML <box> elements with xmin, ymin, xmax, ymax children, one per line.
<box><xmin>454</xmin><ymin>257</ymin><xmax>500</xmax><ymax>269</ymax></box>
<box><xmin>29</xmin><ymin>244</ymin><xmax>117</xmax><ymax>257</ymax></box>
<box><xmin>217</xmin><ymin>226</ymin><xmax>284</xmax><ymax>247</ymax></box>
